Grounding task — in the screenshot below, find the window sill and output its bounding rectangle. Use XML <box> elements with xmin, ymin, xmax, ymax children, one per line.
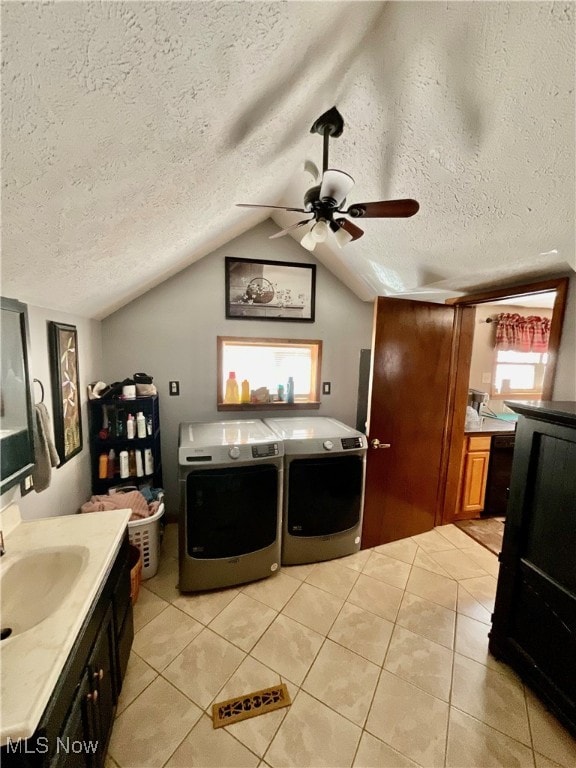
<box><xmin>217</xmin><ymin>401</ymin><xmax>321</xmax><ymax>411</ymax></box>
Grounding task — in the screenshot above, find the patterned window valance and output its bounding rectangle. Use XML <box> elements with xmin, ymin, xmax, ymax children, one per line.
<box><xmin>494</xmin><ymin>313</ymin><xmax>550</xmax><ymax>352</ymax></box>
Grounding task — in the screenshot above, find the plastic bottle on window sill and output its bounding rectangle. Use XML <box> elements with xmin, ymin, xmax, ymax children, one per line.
<box><xmin>224</xmin><ymin>371</ymin><xmax>240</xmax><ymax>404</ymax></box>
<box><xmin>286</xmin><ymin>377</ymin><xmax>295</xmax><ymax>404</ymax></box>
<box><xmin>241</xmin><ymin>379</ymin><xmax>250</xmax><ymax>404</ymax></box>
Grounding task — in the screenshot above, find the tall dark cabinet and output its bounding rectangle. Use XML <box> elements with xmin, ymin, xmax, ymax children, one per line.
<box><xmin>88</xmin><ymin>395</ymin><xmax>163</xmax><ymax>495</ymax></box>
<box><xmin>489</xmin><ymin>401</ymin><xmax>576</xmax><ymax>737</ymax></box>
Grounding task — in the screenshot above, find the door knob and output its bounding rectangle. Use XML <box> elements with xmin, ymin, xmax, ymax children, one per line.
<box><xmin>370</xmin><ymin>438</ymin><xmax>391</xmax><ymax>449</ymax></box>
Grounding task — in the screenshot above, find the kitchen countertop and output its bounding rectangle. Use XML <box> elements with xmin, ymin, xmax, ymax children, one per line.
<box><xmin>0</xmin><ymin>505</ymin><xmax>132</xmax><ymax>746</ymax></box>
<box><xmin>465</xmin><ymin>416</ymin><xmax>517</xmax><ymax>436</ymax></box>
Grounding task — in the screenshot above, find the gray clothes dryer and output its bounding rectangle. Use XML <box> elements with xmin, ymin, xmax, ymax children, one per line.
<box><xmin>178</xmin><ymin>420</ymin><xmax>283</xmax><ymax>591</ymax></box>
<box><xmin>264</xmin><ymin>416</ymin><xmax>367</xmax><ymax>565</ymax></box>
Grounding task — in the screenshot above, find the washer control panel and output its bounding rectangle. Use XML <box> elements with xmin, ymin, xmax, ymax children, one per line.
<box><xmin>323</xmin><ymin>440</ymin><xmax>334</xmax><ymax>451</ymax></box>
<box><xmin>251</xmin><ymin>442</ymin><xmax>280</xmax><ymax>459</ymax></box>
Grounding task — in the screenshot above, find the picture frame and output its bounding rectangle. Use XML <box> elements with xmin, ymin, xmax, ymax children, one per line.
<box><xmin>48</xmin><ymin>321</ymin><xmax>82</xmax><ymax>464</ymax></box>
<box><xmin>225</xmin><ymin>257</ymin><xmax>316</xmax><ymax>322</ymax></box>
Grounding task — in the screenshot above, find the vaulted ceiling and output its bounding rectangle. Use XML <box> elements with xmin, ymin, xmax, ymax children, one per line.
<box><xmin>2</xmin><ymin>2</ymin><xmax>574</xmax><ymax>319</ymax></box>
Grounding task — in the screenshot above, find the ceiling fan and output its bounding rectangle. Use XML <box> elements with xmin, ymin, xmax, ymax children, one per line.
<box><xmin>236</xmin><ymin>106</ymin><xmax>420</xmax><ymax>251</ymax></box>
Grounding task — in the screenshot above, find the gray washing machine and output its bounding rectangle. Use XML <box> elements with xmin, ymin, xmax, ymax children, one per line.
<box><xmin>178</xmin><ymin>420</ymin><xmax>283</xmax><ymax>591</ymax></box>
<box><xmin>264</xmin><ymin>416</ymin><xmax>367</xmax><ymax>565</ymax></box>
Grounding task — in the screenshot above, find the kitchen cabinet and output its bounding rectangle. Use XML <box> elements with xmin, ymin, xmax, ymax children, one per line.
<box><xmin>1</xmin><ymin>535</ymin><xmax>133</xmax><ymax>767</ymax></box>
<box><xmin>89</xmin><ymin>395</ymin><xmax>163</xmax><ymax>495</ymax></box>
<box><xmin>489</xmin><ymin>401</ymin><xmax>576</xmax><ymax>737</ymax></box>
<box><xmin>457</xmin><ymin>435</ymin><xmax>491</xmax><ymax>518</ymax></box>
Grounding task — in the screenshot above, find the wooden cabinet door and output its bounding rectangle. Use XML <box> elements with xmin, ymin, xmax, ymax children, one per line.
<box><xmin>461</xmin><ymin>449</ymin><xmax>490</xmax><ymax>512</ymax></box>
<box><xmin>87</xmin><ymin>606</ymin><xmax>116</xmax><ymax>767</ymax></box>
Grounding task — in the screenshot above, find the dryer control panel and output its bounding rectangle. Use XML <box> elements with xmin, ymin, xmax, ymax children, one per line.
<box><xmin>341</xmin><ymin>437</ymin><xmax>364</xmax><ymax>450</ymax></box>
<box><xmin>252</xmin><ymin>443</ymin><xmax>280</xmax><ymax>458</ymax></box>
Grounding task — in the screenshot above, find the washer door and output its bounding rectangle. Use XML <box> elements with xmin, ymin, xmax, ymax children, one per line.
<box><xmin>186</xmin><ymin>464</ymin><xmax>279</xmax><ymax>558</ymax></box>
<box><xmin>287</xmin><ymin>455</ymin><xmax>364</xmax><ymax>537</ymax></box>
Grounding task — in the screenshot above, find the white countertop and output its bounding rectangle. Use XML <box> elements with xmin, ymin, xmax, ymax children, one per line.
<box><xmin>0</xmin><ymin>506</ymin><xmax>132</xmax><ymax>746</ymax></box>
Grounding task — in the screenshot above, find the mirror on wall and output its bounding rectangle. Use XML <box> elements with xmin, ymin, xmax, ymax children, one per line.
<box><xmin>1</xmin><ymin>297</ymin><xmax>35</xmax><ymax>494</ymax></box>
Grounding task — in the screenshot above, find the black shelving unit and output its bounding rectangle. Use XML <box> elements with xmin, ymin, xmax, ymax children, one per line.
<box><xmin>88</xmin><ymin>395</ymin><xmax>163</xmax><ymax>495</ymax></box>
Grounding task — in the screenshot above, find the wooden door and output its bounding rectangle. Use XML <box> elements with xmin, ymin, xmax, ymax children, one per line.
<box><xmin>361</xmin><ymin>297</ymin><xmax>473</xmax><ymax>548</ymax></box>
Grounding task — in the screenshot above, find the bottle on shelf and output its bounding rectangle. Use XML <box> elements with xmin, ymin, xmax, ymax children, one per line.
<box><xmin>277</xmin><ymin>384</ymin><xmax>285</xmax><ymax>402</ymax></box>
<box><xmin>98</xmin><ymin>453</ymin><xmax>108</xmax><ymax>479</ymax></box>
<box><xmin>146</xmin><ymin>414</ymin><xmax>153</xmax><ymax>436</ymax></box>
<box><xmin>144</xmin><ymin>448</ymin><xmax>154</xmax><ymax>475</ymax></box>
<box><xmin>119</xmin><ymin>450</ymin><xmax>129</xmax><ymax>479</ymax></box>
<box><xmin>224</xmin><ymin>371</ymin><xmax>240</xmax><ymax>404</ymax></box>
<box><xmin>116</xmin><ymin>408</ymin><xmax>125</xmax><ymax>438</ymax></box>
<box><xmin>136</xmin><ymin>411</ymin><xmax>146</xmax><ymax>438</ymax></box>
<box><xmin>286</xmin><ymin>376</ymin><xmax>295</xmax><ymax>404</ymax></box>
<box><xmin>107</xmin><ymin>449</ymin><xmax>116</xmax><ymax>479</ymax></box>
<box><xmin>126</xmin><ymin>413</ymin><xmax>135</xmax><ymax>439</ymax></box>
<box><xmin>241</xmin><ymin>379</ymin><xmax>250</xmax><ymax>404</ymax></box>
<box><xmin>135</xmin><ymin>449</ymin><xmax>144</xmax><ymax>477</ymax></box>
<box><xmin>128</xmin><ymin>450</ymin><xmax>137</xmax><ymax>476</ymax></box>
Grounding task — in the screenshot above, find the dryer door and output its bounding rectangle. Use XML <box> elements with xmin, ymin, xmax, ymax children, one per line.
<box><xmin>287</xmin><ymin>455</ymin><xmax>364</xmax><ymax>537</ymax></box>
<box><xmin>186</xmin><ymin>463</ymin><xmax>279</xmax><ymax>558</ymax></box>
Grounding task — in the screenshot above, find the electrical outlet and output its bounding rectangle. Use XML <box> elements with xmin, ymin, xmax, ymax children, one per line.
<box><xmin>169</xmin><ymin>380</ymin><xmax>180</xmax><ymax>396</ymax></box>
<box><xmin>322</xmin><ymin>381</ymin><xmax>331</xmax><ymax>395</ymax></box>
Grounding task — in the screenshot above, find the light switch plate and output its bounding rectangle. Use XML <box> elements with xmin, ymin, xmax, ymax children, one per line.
<box><xmin>482</xmin><ymin>372</ymin><xmax>491</xmax><ymax>384</ymax></box>
<box><xmin>169</xmin><ymin>380</ymin><xmax>180</xmax><ymax>396</ymax></box>
<box><xmin>322</xmin><ymin>382</ymin><xmax>331</xmax><ymax>395</ymax></box>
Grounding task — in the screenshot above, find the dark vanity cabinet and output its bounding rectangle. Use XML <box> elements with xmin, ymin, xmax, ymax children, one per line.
<box><xmin>489</xmin><ymin>401</ymin><xmax>576</xmax><ymax>737</ymax></box>
<box><xmin>2</xmin><ymin>535</ymin><xmax>134</xmax><ymax>768</ymax></box>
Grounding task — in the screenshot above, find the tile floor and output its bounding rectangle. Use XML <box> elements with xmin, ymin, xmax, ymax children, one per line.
<box><xmin>106</xmin><ymin>524</ymin><xmax>576</xmax><ymax>768</ymax></box>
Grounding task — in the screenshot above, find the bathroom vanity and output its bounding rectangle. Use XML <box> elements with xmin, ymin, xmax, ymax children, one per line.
<box><xmin>0</xmin><ymin>507</ymin><xmax>133</xmax><ymax>767</ymax></box>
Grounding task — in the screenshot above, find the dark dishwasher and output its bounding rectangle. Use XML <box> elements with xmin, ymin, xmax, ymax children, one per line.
<box><xmin>483</xmin><ymin>433</ymin><xmax>515</xmax><ymax>517</ymax></box>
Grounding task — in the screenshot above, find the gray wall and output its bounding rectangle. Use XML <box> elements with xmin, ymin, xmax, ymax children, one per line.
<box><xmin>102</xmin><ymin>220</ymin><xmax>374</xmax><ymax>517</ymax></box>
<box><xmin>1</xmin><ymin>305</ymin><xmax>102</xmax><ymax>520</ymax></box>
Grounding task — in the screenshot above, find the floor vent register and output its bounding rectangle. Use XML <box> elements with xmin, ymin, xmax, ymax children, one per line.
<box><xmin>212</xmin><ymin>683</ymin><xmax>291</xmax><ymax>729</ymax></box>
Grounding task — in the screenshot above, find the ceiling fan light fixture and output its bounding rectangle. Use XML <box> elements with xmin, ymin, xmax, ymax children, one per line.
<box><xmin>334</xmin><ymin>225</ymin><xmax>354</xmax><ymax>248</ymax></box>
<box><xmin>300</xmin><ymin>231</ymin><xmax>317</xmax><ymax>251</ymax></box>
<box><xmin>311</xmin><ymin>219</ymin><xmax>329</xmax><ymax>242</ymax></box>
<box><xmin>320</xmin><ymin>169</ymin><xmax>355</xmax><ymax>207</ymax></box>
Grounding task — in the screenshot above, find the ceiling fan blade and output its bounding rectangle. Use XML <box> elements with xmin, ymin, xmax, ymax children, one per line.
<box><xmin>236</xmin><ymin>203</ymin><xmax>308</xmax><ymax>213</ymax></box>
<box><xmin>320</xmin><ymin>169</ymin><xmax>355</xmax><ymax>207</ymax></box>
<box><xmin>304</xmin><ymin>160</ymin><xmax>320</xmax><ymax>181</ymax></box>
<box><xmin>269</xmin><ymin>219</ymin><xmax>312</xmax><ymax>239</ymax></box>
<box><xmin>334</xmin><ymin>218</ymin><xmax>364</xmax><ymax>242</ymax></box>
<box><xmin>345</xmin><ymin>199</ymin><xmax>420</xmax><ymax>218</ymax></box>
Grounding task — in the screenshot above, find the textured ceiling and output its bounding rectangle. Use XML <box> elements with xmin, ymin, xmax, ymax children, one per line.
<box><xmin>2</xmin><ymin>1</ymin><xmax>574</xmax><ymax>319</ymax></box>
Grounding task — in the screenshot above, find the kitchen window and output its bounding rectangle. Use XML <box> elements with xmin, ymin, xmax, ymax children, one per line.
<box><xmin>492</xmin><ymin>349</ymin><xmax>549</xmax><ymax>398</ymax></box>
<box><xmin>217</xmin><ymin>336</ymin><xmax>322</xmax><ymax>410</ymax></box>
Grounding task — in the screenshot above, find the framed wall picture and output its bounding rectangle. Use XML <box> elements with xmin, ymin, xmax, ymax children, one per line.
<box><xmin>48</xmin><ymin>321</ymin><xmax>82</xmax><ymax>463</ymax></box>
<box><xmin>225</xmin><ymin>257</ymin><xmax>316</xmax><ymax>322</ymax></box>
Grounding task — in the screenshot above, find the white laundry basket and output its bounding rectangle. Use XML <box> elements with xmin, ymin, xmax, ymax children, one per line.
<box><xmin>127</xmin><ymin>502</ymin><xmax>164</xmax><ymax>580</ymax></box>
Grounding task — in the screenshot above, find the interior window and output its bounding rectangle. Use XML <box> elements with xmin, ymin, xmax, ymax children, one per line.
<box><xmin>492</xmin><ymin>349</ymin><xmax>549</xmax><ymax>398</ymax></box>
<box><xmin>217</xmin><ymin>336</ymin><xmax>322</xmax><ymax>407</ymax></box>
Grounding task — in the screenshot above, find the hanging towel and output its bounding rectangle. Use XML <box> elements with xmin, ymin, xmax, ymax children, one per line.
<box><xmin>32</xmin><ymin>403</ymin><xmax>60</xmax><ymax>492</ymax></box>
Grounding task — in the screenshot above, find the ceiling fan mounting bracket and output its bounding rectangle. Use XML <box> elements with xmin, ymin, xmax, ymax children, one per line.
<box><xmin>309</xmin><ymin>106</ymin><xmax>344</xmax><ymax>138</ymax></box>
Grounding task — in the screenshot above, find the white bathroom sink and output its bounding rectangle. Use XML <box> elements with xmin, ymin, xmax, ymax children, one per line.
<box><xmin>0</xmin><ymin>546</ymin><xmax>89</xmax><ymax>639</ymax></box>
